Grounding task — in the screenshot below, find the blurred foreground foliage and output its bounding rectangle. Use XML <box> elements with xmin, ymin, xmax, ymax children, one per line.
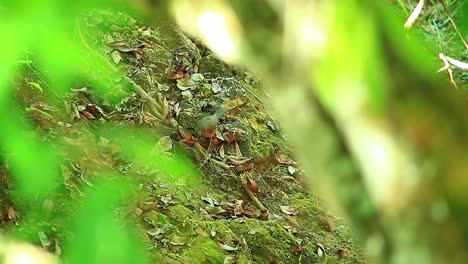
<box><xmin>0</xmin><ymin>1</ymin><xmax>173</xmax><ymax>263</ymax></box>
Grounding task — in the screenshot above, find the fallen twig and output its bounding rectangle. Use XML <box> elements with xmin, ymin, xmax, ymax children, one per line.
<box><xmin>209</xmin><ymin>157</ymin><xmax>268</xmax><ymax>214</ymax></box>
<box><xmin>125</xmin><ymin>77</ymin><xmax>168</xmax><ymax>119</ymax></box>
<box><xmin>75</xmin><ymin>17</ymin><xmax>168</xmax><ymax>120</ymax></box>
<box><xmin>437</xmin><ymin>53</ymin><xmax>468</xmax><ymax>88</ymax></box>
<box><xmin>193</xmin><ymin>142</ymin><xmax>268</xmax><ymax>214</ymax></box>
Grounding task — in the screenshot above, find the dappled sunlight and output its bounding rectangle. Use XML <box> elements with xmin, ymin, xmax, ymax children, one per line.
<box><xmin>349</xmin><ymin>120</ymin><xmax>414</xmax><ymax>215</ymax></box>
<box><xmin>197</xmin><ymin>12</ymin><xmax>235</xmax><ymax>60</ymax></box>
<box><xmin>171</xmin><ymin>0</ymin><xmax>240</xmax><ymax>63</ymax></box>
<box><xmin>1</xmin><ymin>241</ymin><xmax>58</xmax><ymax>264</ymax></box>
<box><xmin>300</xmin><ymin>21</ymin><xmax>327</xmax><ymax>51</ymax></box>
<box><xmin>332</xmin><ymin>79</ymin><xmax>415</xmax><ymax>215</ymax></box>
<box><xmin>282</xmin><ymin>1</ymin><xmax>331</xmax><ymax>62</ymax></box>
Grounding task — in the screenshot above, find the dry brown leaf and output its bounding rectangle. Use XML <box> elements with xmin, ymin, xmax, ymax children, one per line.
<box><xmin>291</xmin><ymin>241</ymin><xmax>307</xmax><ymax>252</ymax></box>
<box><xmin>234</xmin><ymin>162</ymin><xmax>255</xmax><ymax>173</ymax></box>
<box><xmin>228</xmin><ymin>157</ymin><xmax>252</xmax><ymax>166</ymax></box>
<box><xmin>222</xmin><ymin>127</ymin><xmax>245</xmax><ymax>143</ymax></box>
<box><xmin>169</xmin><ymin>235</ymin><xmax>187</xmax><ymax>246</ymax></box>
<box><xmin>81</xmin><ymin>110</ymin><xmax>95</xmax><ymax>119</ymax></box>
<box><xmin>178</xmin><ymin>126</ymin><xmax>192</xmax><ymax>139</ymax></box>
<box><xmin>7</xmin><ymin>206</ymin><xmax>17</xmax><ymax>221</ymax></box>
<box><xmin>37</xmin><ymin>118</ymin><xmax>54</xmax><ymax>130</ymax></box>
<box><xmin>217</xmin><ymin>240</ymin><xmax>237</xmax><ymax>251</ymax></box>
<box><xmin>181</xmin><ymin>138</ymin><xmax>195</xmax><ymax>146</ymax></box>
<box><xmin>246</xmin><ymin>174</ymin><xmax>259</xmax><ymax>193</ymax></box>
<box><xmin>235</xmin><ymin>142</ymin><xmax>243</xmax><ymax>157</ymax></box>
<box><xmin>280</xmin><ymin>205</ymin><xmax>298</xmax><ymax>216</ymax></box>
<box><xmin>337</xmin><ymin>249</ymin><xmax>346</xmax><ymax>259</ymax></box>
<box><xmin>316</xmin><ymin>243</ymin><xmax>326</xmax><ymax>258</ymax></box>
<box><xmin>233</xmin><ymin>199</ymin><xmax>245</xmax><ymax>215</ymax></box>
<box><xmin>275</xmin><ymin>151</ymin><xmax>293</xmax><ymax>165</ymax></box>
<box><xmin>219</xmin><ymin>144</ymin><xmax>225</xmax><ymax>158</ymax></box>
<box><xmin>165</xmin><ymin>72</ymin><xmax>185</xmax><ymax>80</ymax></box>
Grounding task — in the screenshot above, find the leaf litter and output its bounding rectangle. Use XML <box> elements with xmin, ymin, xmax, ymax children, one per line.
<box><xmin>0</xmin><ymin>10</ymin><xmax>366</xmax><ymax>264</ymax></box>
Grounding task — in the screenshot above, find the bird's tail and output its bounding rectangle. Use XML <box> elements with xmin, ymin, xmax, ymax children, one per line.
<box><xmin>214</xmin><ymin>106</ymin><xmax>229</xmax><ymax>118</ymax></box>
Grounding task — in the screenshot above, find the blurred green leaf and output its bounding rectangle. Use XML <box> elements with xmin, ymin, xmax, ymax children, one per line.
<box><xmin>25</xmin><ymin>106</ymin><xmax>52</xmax><ymax>118</ymax></box>
<box><xmin>314</xmin><ymin>0</ymin><xmax>386</xmax><ymax>110</ymax></box>
<box><xmin>0</xmin><ymin>104</ymin><xmax>60</xmax><ymax>201</ymax></box>
<box><xmin>64</xmin><ymin>180</ymin><xmax>147</xmax><ymax>264</ymax></box>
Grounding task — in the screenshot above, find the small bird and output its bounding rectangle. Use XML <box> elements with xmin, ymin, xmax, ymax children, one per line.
<box><xmin>195</xmin><ymin>106</ymin><xmax>229</xmax><ymax>138</ymax></box>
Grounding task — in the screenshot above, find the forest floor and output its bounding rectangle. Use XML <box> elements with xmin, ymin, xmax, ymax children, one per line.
<box><xmin>0</xmin><ymin>11</ymin><xmax>365</xmax><ymax>264</ymax></box>
<box><xmin>1</xmin><ymin>2</ymin><xmax>465</xmax><ymax>263</ymax></box>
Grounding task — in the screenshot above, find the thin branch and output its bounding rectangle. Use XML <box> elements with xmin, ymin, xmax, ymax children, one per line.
<box><xmin>210</xmin><ymin>157</ymin><xmax>268</xmax><ymax>214</ymax></box>
<box><xmin>437</xmin><ymin>0</ymin><xmax>468</xmax><ymax>49</ymax></box>
<box><xmin>75</xmin><ymin>17</ymin><xmax>168</xmax><ymax>119</ymax></box>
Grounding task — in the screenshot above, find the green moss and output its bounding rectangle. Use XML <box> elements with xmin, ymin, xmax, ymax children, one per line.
<box><xmin>198</xmin><ymin>54</ymin><xmax>232</xmax><ymax>77</ymax></box>
<box><xmin>250</xmin><ymin>131</ymin><xmax>277</xmax><ymax>157</ymax></box>
<box><xmin>143</xmin><ymin>210</ymin><xmax>169</xmax><ymax>226</ymax></box>
<box><xmin>168</xmin><ymin>204</ymin><xmax>194</xmax><ymax>219</ymax></box>
<box><xmin>226</xmin><ymin>219</ymin><xmax>298</xmax><ymax>263</ymax></box>
<box><xmin>202</xmin><ymin>221</ymin><xmax>239</xmax><ymax>242</ymax></box>
<box><xmin>181</xmin><ymin>239</ymin><xmax>226</xmax><ymax>263</ymax></box>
